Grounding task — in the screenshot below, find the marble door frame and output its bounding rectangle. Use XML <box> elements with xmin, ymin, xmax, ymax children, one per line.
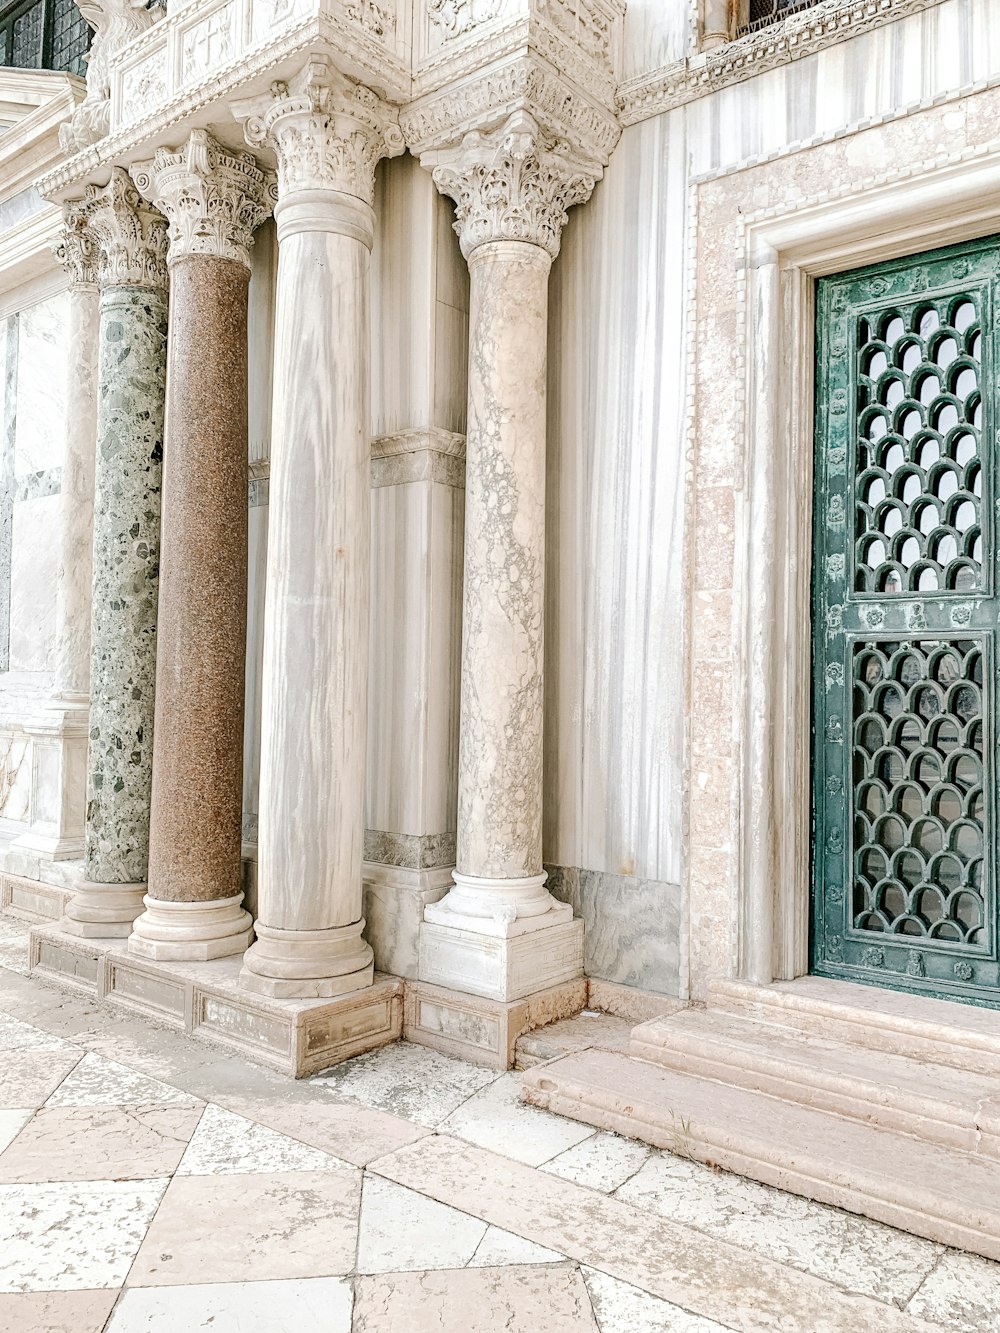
<box><xmin>686</xmin><ymin>99</ymin><xmax>1000</xmax><ymax>999</ymax></box>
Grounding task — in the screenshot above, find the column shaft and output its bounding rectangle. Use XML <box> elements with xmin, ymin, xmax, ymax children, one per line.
<box><xmin>131</xmin><ymin>257</ymin><xmax>252</xmax><ymax>958</ymax></box>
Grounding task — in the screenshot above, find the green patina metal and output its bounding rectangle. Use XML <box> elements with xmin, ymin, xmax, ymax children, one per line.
<box><xmin>812</xmin><ymin>235</ymin><xmax>1000</xmax><ymax>1006</ymax></box>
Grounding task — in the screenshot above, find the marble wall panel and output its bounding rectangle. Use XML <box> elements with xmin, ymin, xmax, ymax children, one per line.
<box><xmin>621</xmin><ymin>0</ymin><xmax>691</xmax><ymax>81</ymax></box>
<box><xmin>14</xmin><ymin>291</ymin><xmax>68</xmax><ymax>480</ymax></box>
<box><xmin>8</xmin><ymin>494</ymin><xmax>58</xmax><ymax>673</ymax></box>
<box><xmin>546</xmin><ymin>864</ymin><xmax>682</xmax><ymax>995</ymax></box>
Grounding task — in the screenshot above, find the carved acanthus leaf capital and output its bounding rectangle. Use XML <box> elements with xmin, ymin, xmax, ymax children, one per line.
<box><xmin>235</xmin><ymin>57</ymin><xmax>405</xmax><ymax>206</ymax></box>
<box><xmin>77</xmin><ymin>168</ymin><xmax>169</xmax><ymax>292</ymax></box>
<box><xmin>131</xmin><ymin>130</ymin><xmax>276</xmax><ymax>271</ymax></box>
<box><xmin>423</xmin><ymin>110</ymin><xmax>600</xmax><ymax>261</ymax></box>
<box><xmin>53</xmin><ymin>203</ymin><xmax>99</xmax><ymax>288</ymax></box>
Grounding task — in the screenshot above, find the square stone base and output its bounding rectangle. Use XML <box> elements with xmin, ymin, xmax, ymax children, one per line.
<box><xmin>404</xmin><ymin>976</ymin><xmax>588</xmax><ymax>1069</ymax></box>
<box><xmin>0</xmin><ymin>871</ymin><xmax>74</xmax><ymax>924</ymax></box>
<box><xmin>27</xmin><ymin>922</ymin><xmax>403</xmax><ymax>1077</ymax></box>
<box><xmin>418</xmin><ymin>916</ymin><xmax>584</xmax><ymax>1002</ymax></box>
<box><xmin>362</xmin><ymin>862</ymin><xmax>453</xmax><ymax>980</ymax></box>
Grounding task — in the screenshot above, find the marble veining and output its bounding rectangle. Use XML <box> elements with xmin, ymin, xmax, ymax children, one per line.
<box><xmin>85</xmin><ymin>286</ymin><xmax>167</xmax><ymax>884</ymax></box>
<box><xmin>364</xmin><ymin>829</ymin><xmax>457</xmax><ymax>870</ymax></box>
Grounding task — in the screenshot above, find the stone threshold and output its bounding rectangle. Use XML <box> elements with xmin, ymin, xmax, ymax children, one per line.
<box><xmin>521</xmin><ymin>976</ymin><xmax>1000</xmax><ymax>1261</ymax></box>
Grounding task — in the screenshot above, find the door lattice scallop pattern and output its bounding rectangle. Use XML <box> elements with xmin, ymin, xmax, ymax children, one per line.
<box><xmin>813</xmin><ymin>235</ymin><xmax>1000</xmax><ymax>1006</ymax></box>
<box><xmin>853</xmin><ymin>639</ymin><xmax>985</xmax><ymax>946</ymax></box>
<box><xmin>856</xmin><ymin>299</ymin><xmax>983</xmax><ymax>595</ymax></box>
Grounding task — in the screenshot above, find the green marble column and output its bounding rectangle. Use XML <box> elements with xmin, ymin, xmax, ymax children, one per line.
<box><xmin>64</xmin><ymin>169</ymin><xmax>169</xmax><ymax>938</ymax></box>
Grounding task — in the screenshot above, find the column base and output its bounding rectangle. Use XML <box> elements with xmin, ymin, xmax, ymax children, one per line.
<box><xmin>418</xmin><ymin>910</ymin><xmax>584</xmax><ymax>1003</ymax></box>
<box><xmin>128</xmin><ymin>893</ymin><xmax>253</xmax><ymax>961</ymax></box>
<box><xmin>362</xmin><ymin>862</ymin><xmax>452</xmax><ymax>980</ymax></box>
<box><xmin>10</xmin><ymin>704</ymin><xmax>89</xmax><ymax>864</ymax></box>
<box><xmin>436</xmin><ymin>870</ymin><xmax>561</xmax><ymax>923</ymax></box>
<box><xmin>240</xmin><ymin>920</ymin><xmax>375</xmax><ymax>999</ymax></box>
<box><xmin>63</xmin><ymin>880</ymin><xmax>146</xmax><ymax>938</ymax></box>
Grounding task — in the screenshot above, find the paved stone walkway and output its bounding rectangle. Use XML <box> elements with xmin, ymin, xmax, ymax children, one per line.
<box><xmin>0</xmin><ymin>913</ymin><xmax>996</xmax><ymax>1332</ymax></box>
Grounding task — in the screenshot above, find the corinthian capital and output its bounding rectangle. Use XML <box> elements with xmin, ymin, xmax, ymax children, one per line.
<box><xmin>77</xmin><ymin>168</ymin><xmax>168</xmax><ymax>293</ymax></box>
<box><xmin>131</xmin><ymin>130</ymin><xmax>276</xmax><ymax>271</ymax></box>
<box><xmin>234</xmin><ymin>56</ymin><xmax>405</xmax><ymax>205</ymax></box>
<box><xmin>53</xmin><ymin>203</ymin><xmax>99</xmax><ymax>288</ymax></box>
<box><xmin>423</xmin><ymin>110</ymin><xmax>600</xmax><ymax>261</ymax></box>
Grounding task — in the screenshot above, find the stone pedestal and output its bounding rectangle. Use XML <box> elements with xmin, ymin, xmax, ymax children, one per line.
<box><xmin>234</xmin><ymin>57</ymin><xmax>404</xmax><ymax>997</ymax></box>
<box><xmin>127</xmin><ymin>131</ymin><xmax>273</xmax><ymax>961</ymax></box>
<box><xmin>11</xmin><ymin>212</ymin><xmax>99</xmax><ymax>864</ymax></box>
<box><xmin>414</xmin><ymin>112</ymin><xmax>600</xmax><ymax>1000</ymax></box>
<box><xmin>62</xmin><ymin>170</ymin><xmax>168</xmax><ymax>939</ymax></box>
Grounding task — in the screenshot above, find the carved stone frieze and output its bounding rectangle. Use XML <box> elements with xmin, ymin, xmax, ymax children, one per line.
<box><xmin>59</xmin><ymin>0</ymin><xmax>160</xmax><ymax>152</ymax></box>
<box><xmin>53</xmin><ymin>204</ymin><xmax>99</xmax><ymax>288</ymax></box>
<box><xmin>76</xmin><ymin>168</ymin><xmax>169</xmax><ymax>292</ymax></box>
<box><xmin>427</xmin><ymin>0</ymin><xmax>502</xmax><ymax>39</ymax></box>
<box><xmin>346</xmin><ymin>0</ymin><xmax>396</xmax><ymax>37</ymax></box>
<box><xmin>131</xmin><ymin>130</ymin><xmax>276</xmax><ymax>270</ymax></box>
<box><xmin>236</xmin><ymin>56</ymin><xmax>405</xmax><ymax>204</ymax></box>
<box><xmin>424</xmin><ymin>109</ymin><xmax>599</xmax><ymax>260</ymax></box>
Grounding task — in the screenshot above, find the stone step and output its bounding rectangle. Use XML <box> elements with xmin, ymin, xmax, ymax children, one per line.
<box><xmin>521</xmin><ymin>1047</ymin><xmax>1000</xmax><ymax>1262</ymax></box>
<box><xmin>710</xmin><ymin>976</ymin><xmax>1000</xmax><ymax>1077</ymax></box>
<box><xmin>630</xmin><ymin>1006</ymin><xmax>1000</xmax><ymax>1154</ymax></box>
<box><xmin>514</xmin><ymin>1010</ymin><xmax>633</xmax><ymax>1069</ymax></box>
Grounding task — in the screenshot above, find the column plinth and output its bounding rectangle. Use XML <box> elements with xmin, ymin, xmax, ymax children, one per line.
<box><xmin>416</xmin><ymin>113</ymin><xmax>600</xmax><ymax>1001</ymax></box>
<box><xmin>63</xmin><ymin>170</ymin><xmax>168</xmax><ymax>937</ymax></box>
<box><xmin>125</xmin><ymin>130</ymin><xmax>273</xmax><ymax>961</ymax></box>
<box><xmin>234</xmin><ymin>56</ymin><xmax>403</xmax><ymax>997</ymax></box>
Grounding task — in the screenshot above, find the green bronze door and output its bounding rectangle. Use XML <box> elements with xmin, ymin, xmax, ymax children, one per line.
<box><xmin>812</xmin><ymin>236</ymin><xmax>1000</xmax><ymax>1006</ymax></box>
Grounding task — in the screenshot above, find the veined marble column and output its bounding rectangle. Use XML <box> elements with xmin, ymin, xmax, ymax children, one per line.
<box><xmin>417</xmin><ymin>112</ymin><xmax>599</xmax><ymax>1001</ymax></box>
<box><xmin>126</xmin><ymin>131</ymin><xmax>273</xmax><ymax>960</ymax></box>
<box><xmin>234</xmin><ymin>57</ymin><xmax>404</xmax><ymax>996</ymax></box>
<box><xmin>10</xmin><ymin>207</ymin><xmax>99</xmax><ymax>863</ymax></box>
<box><xmin>64</xmin><ymin>169</ymin><xmax>168</xmax><ymax>937</ymax></box>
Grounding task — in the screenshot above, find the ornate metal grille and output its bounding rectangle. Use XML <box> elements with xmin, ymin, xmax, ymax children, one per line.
<box><xmin>813</xmin><ymin>236</ymin><xmax>1000</xmax><ymax>1005</ymax></box>
<box><xmin>0</xmin><ymin>0</ymin><xmax>90</xmax><ymax>73</ymax></box>
<box><xmin>742</xmin><ymin>0</ymin><xmax>822</xmax><ymax>35</ymax></box>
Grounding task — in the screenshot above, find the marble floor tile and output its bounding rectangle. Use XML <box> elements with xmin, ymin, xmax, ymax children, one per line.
<box><xmin>352</xmin><ymin>1264</ymin><xmax>599</xmax><ymax>1332</ymax></box>
<box><xmin>0</xmin><ymin>1106</ymin><xmax>202</xmax><ymax>1182</ymax></box>
<box><xmin>438</xmin><ymin>1072</ymin><xmax>597</xmax><ymax>1166</ymax></box>
<box><xmin>106</xmin><ymin>1277</ymin><xmax>354</xmax><ymax>1332</ymax></box>
<box><xmin>0</xmin><ymin>1050</ymin><xmax>81</xmax><ymax>1110</ymax></box>
<box><xmin>45</xmin><ymin>1053</ymin><xmax>201</xmax><ymax>1108</ymax></box>
<box><xmin>614</xmin><ymin>1155</ymin><xmax>942</xmax><ymax>1307</ymax></box>
<box><xmin>0</xmin><ymin>921</ymin><xmax>31</xmax><ymax>976</ymax></box>
<box><xmin>176</xmin><ymin>1103</ymin><xmax>352</xmax><ymax>1175</ymax></box>
<box><xmin>582</xmin><ymin>1267</ymin><xmax>735</xmax><ymax>1332</ymax></box>
<box><xmin>128</xmin><ymin>1170</ymin><xmax>361</xmax><ymax>1286</ymax></box>
<box><xmin>468</xmin><ymin>1224</ymin><xmax>565</xmax><ymax>1267</ymax></box>
<box><xmin>0</xmin><ymin>1289</ymin><xmax>119</xmax><ymax>1332</ymax></box>
<box><xmin>310</xmin><ymin>1042</ymin><xmax>499</xmax><ymax>1127</ymax></box>
<box><xmin>0</xmin><ymin>1110</ymin><xmax>32</xmax><ymax>1156</ymax></box>
<box><xmin>368</xmin><ymin>1135</ymin><xmax>930</xmax><ymax>1333</ymax></box>
<box><xmin>542</xmin><ymin>1132</ymin><xmax>651</xmax><ymax>1192</ymax></box>
<box><xmin>356</xmin><ymin>1174</ymin><xmax>487</xmax><ymax>1274</ymax></box>
<box><xmin>0</xmin><ymin>1179</ymin><xmax>166</xmax><ymax>1292</ymax></box>
<box><xmin>216</xmin><ymin>1093</ymin><xmax>429</xmax><ymax>1166</ymax></box>
<box><xmin>906</xmin><ymin>1249</ymin><xmax>1000</xmax><ymax>1332</ymax></box>
<box><xmin>0</xmin><ymin>1014</ymin><xmax>74</xmax><ymax>1052</ymax></box>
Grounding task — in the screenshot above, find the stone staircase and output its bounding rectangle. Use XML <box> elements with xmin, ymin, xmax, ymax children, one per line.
<box><xmin>521</xmin><ymin>976</ymin><xmax>1000</xmax><ymax>1261</ymax></box>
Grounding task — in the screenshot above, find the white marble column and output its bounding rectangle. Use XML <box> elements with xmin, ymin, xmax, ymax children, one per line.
<box><xmin>234</xmin><ymin>57</ymin><xmax>404</xmax><ymax>996</ymax></box>
<box><xmin>417</xmin><ymin>112</ymin><xmax>599</xmax><ymax>1001</ymax></box>
<box><xmin>10</xmin><ymin>207</ymin><xmax>99</xmax><ymax>863</ymax></box>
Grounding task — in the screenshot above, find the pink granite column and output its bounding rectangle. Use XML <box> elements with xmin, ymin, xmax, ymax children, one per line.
<box><xmin>127</xmin><ymin>131</ymin><xmax>274</xmax><ymax>959</ymax></box>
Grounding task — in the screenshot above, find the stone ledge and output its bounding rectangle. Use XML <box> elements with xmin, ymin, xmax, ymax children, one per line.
<box><xmin>27</xmin><ymin>922</ymin><xmax>403</xmax><ymax>1078</ymax></box>
<box><xmin>404</xmin><ymin>976</ymin><xmax>587</xmax><ymax>1069</ymax></box>
<box><xmin>1</xmin><ymin>871</ymin><xmax>74</xmax><ymax>923</ymax></box>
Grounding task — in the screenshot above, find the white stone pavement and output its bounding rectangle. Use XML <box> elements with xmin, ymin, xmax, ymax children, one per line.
<box><xmin>0</xmin><ymin>912</ymin><xmax>995</xmax><ymax>1332</ymax></box>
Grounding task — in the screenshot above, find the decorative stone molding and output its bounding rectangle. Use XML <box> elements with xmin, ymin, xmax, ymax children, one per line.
<box><xmin>53</xmin><ymin>204</ymin><xmax>99</xmax><ymax>288</ymax></box>
<box><xmin>76</xmin><ymin>168</ymin><xmax>168</xmax><ymax>291</ymax></box>
<box><xmin>59</xmin><ymin>0</ymin><xmax>159</xmax><ymax>152</ymax></box>
<box><xmin>131</xmin><ymin>130</ymin><xmax>276</xmax><ymax>270</ymax></box>
<box><xmin>370</xmin><ymin>428</ymin><xmax>467</xmax><ymax>488</ymax></box>
<box><xmin>427</xmin><ymin>0</ymin><xmax>502</xmax><ymax>39</ymax></box>
<box><xmin>619</xmin><ymin>0</ymin><xmax>949</xmax><ymax>126</ymax></box>
<box><xmin>236</xmin><ymin>57</ymin><xmax>405</xmax><ymax>204</ymax></box>
<box><xmin>423</xmin><ymin>110</ymin><xmax>599</xmax><ymax>260</ymax></box>
<box><xmin>346</xmin><ymin>0</ymin><xmax>396</xmax><ymax>36</ymax></box>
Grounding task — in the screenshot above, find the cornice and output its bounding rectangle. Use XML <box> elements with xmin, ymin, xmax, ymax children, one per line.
<box><xmin>618</xmin><ymin>0</ymin><xmax>951</xmax><ymax>127</ymax></box>
<box><xmin>0</xmin><ymin>73</ymin><xmax>85</xmax><ymax>205</ymax></box>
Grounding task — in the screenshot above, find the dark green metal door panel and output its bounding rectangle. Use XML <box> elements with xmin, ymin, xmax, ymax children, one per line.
<box><xmin>812</xmin><ymin>235</ymin><xmax>1000</xmax><ymax>1006</ymax></box>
